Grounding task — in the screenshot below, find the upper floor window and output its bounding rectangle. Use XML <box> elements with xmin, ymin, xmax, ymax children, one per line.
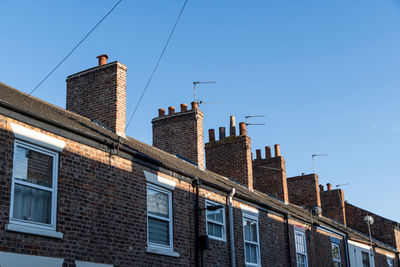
<box><xmin>243</xmin><ymin>215</ymin><xmax>261</xmax><ymax>266</ymax></box>
<box><xmin>6</xmin><ymin>123</ymin><xmax>65</xmax><ymax>238</ymax></box>
<box><xmin>387</xmin><ymin>257</ymin><xmax>394</xmax><ymax>267</ymax></box>
<box><xmin>295</xmin><ymin>230</ymin><xmax>308</xmax><ymax>267</ymax></box>
<box><xmin>10</xmin><ymin>140</ymin><xmax>59</xmax><ymax>230</ymax></box>
<box><xmin>331</xmin><ymin>243</ymin><xmax>341</xmax><ymax>267</ymax></box>
<box><xmin>144</xmin><ymin>170</ymin><xmax>179</xmax><ymax>257</ymax></box>
<box><xmin>362</xmin><ymin>251</ymin><xmax>370</xmax><ymax>267</ymax></box>
<box><xmin>147</xmin><ymin>184</ymin><xmax>173</xmax><ymax>249</ymax></box>
<box><xmin>205</xmin><ymin>199</ymin><xmax>226</xmax><ymax>241</ymax></box>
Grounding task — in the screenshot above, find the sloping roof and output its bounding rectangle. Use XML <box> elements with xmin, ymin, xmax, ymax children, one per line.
<box><xmin>0</xmin><ymin>81</ymin><xmax>397</xmax><ymax>252</ymax></box>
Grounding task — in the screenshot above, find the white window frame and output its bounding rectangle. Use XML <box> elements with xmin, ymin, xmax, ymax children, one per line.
<box><xmin>243</xmin><ymin>214</ymin><xmax>261</xmax><ymax>266</ymax></box>
<box><xmin>331</xmin><ymin>242</ymin><xmax>341</xmax><ymax>267</ymax></box>
<box><xmin>294</xmin><ymin>230</ymin><xmax>308</xmax><ymax>267</ymax></box>
<box><xmin>143</xmin><ymin>170</ymin><xmax>179</xmax><ymax>257</ymax></box>
<box><xmin>205</xmin><ymin>199</ymin><xmax>226</xmax><ymax>242</ymax></box>
<box><xmin>147</xmin><ymin>184</ymin><xmax>173</xmax><ymax>250</ymax></box>
<box><xmin>7</xmin><ymin>140</ymin><xmax>61</xmax><ymax>238</ymax></box>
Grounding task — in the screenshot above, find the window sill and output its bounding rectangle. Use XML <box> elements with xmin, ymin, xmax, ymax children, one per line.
<box><xmin>6</xmin><ymin>223</ymin><xmax>63</xmax><ymax>239</ymax></box>
<box><xmin>146</xmin><ymin>246</ymin><xmax>180</xmax><ymax>258</ymax></box>
<box><xmin>208</xmin><ymin>235</ymin><xmax>226</xmax><ymax>242</ymax></box>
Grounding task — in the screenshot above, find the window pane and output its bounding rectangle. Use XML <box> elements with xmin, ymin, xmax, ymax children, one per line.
<box><xmin>362</xmin><ymin>252</ymin><xmax>370</xmax><ymax>267</ymax></box>
<box><xmin>215</xmin><ymin>209</ymin><xmax>223</xmax><ymax>222</ymax></box>
<box><xmin>295</xmin><ymin>234</ymin><xmax>305</xmax><ymax>254</ymax></box>
<box><xmin>206</xmin><ymin>210</ymin><xmax>215</xmax><ymax>221</ymax></box>
<box><xmin>249</xmin><ymin>243</ymin><xmax>257</xmax><ymax>263</ymax></box>
<box><xmin>13</xmin><ymin>183</ymin><xmax>52</xmax><ymax>224</ymax></box>
<box><xmin>332</xmin><ymin>244</ymin><xmax>340</xmax><ymax>260</ymax></box>
<box><xmin>207</xmin><ymin>222</ymin><xmax>214</xmax><ymax>236</ymax></box>
<box><xmin>214</xmin><ymin>224</ymin><xmax>223</xmax><ymax>238</ymax></box>
<box><xmin>15</xmin><ymin>146</ymin><xmax>53</xmax><ymax>188</ymax></box>
<box><xmin>387</xmin><ymin>258</ymin><xmax>394</xmax><ymax>267</ymax></box>
<box><xmin>251</xmin><ymin>222</ymin><xmax>257</xmax><ymax>242</ymax></box>
<box><xmin>245</xmin><ymin>243</ymin><xmax>258</xmax><ymax>264</ymax></box>
<box><xmin>244</xmin><ymin>220</ymin><xmax>251</xmax><ymax>241</ymax></box>
<box><xmin>147</xmin><ymin>188</ymin><xmax>169</xmax><ymax>218</ymax></box>
<box><xmin>148</xmin><ymin>217</ymin><xmax>169</xmax><ymax>246</ymax></box>
<box><xmin>245</xmin><ymin>243</ymin><xmax>251</xmax><ymax>262</ymax></box>
<box><xmin>333</xmin><ymin>263</ymin><xmax>341</xmax><ymax>267</ymax></box>
<box><xmin>297</xmin><ymin>254</ymin><xmax>306</xmax><ymax>267</ymax></box>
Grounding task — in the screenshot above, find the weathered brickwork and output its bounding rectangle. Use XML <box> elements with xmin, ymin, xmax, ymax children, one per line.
<box><xmin>320</xmin><ymin>188</ymin><xmax>346</xmax><ymax>225</ymax></box>
<box><xmin>152</xmin><ymin>105</ymin><xmax>205</xmax><ymax>169</ymax></box>
<box><xmin>1</xmin><ymin>56</ymin><xmax>399</xmax><ymax>267</ymax></box>
<box><xmin>308</xmin><ymin>228</ymin><xmax>347</xmax><ymax>267</ymax></box>
<box><xmin>287</xmin><ymin>173</ymin><xmax>321</xmax><ymax>209</ymax></box>
<box><xmin>66</xmin><ymin>61</ymin><xmax>127</xmax><ymax>135</ymax></box>
<box><xmin>0</xmin><ymin>116</ymin><xmax>196</xmax><ymax>266</ymax></box>
<box><xmin>252</xmin><ymin>146</ymin><xmax>288</xmax><ymax>202</ymax></box>
<box><xmin>346</xmin><ymin>202</ymin><xmax>400</xmax><ymax>250</ymax></box>
<box><xmin>375</xmin><ymin>247</ymin><xmax>398</xmax><ymax>267</ymax></box>
<box><xmin>205</xmin><ymin>135</ymin><xmax>253</xmax><ymax>190</ymax></box>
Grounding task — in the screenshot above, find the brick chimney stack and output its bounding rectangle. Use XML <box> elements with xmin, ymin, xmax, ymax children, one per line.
<box><xmin>287</xmin><ymin>173</ymin><xmax>321</xmax><ymax>209</ymax></box>
<box><xmin>252</xmin><ymin>144</ymin><xmax>289</xmax><ymax>203</ymax></box>
<box><xmin>152</xmin><ymin>102</ymin><xmax>204</xmax><ymax>169</ymax></box>
<box><xmin>66</xmin><ymin>54</ymin><xmax>127</xmax><ymax>136</ymax></box>
<box><xmin>321</xmin><ymin>184</ymin><xmax>346</xmax><ymax>225</ymax></box>
<box><xmin>205</xmin><ymin>117</ymin><xmax>253</xmax><ymax>189</ymax></box>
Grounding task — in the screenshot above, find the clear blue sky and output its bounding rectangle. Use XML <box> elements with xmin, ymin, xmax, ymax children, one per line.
<box><xmin>1</xmin><ymin>1</ymin><xmax>399</xmax><ymax>222</ymax></box>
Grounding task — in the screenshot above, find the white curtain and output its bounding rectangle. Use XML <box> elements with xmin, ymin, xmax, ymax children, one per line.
<box><xmin>13</xmin><ymin>184</ymin><xmax>51</xmax><ymax>224</ymax></box>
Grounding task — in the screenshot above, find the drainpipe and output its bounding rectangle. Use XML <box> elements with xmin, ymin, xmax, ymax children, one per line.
<box><xmin>285</xmin><ymin>213</ymin><xmax>293</xmax><ymax>267</ymax></box>
<box><xmin>227</xmin><ymin>188</ymin><xmax>236</xmax><ymax>267</ymax></box>
<box><xmin>343</xmin><ymin>233</ymin><xmax>350</xmax><ymax>267</ymax></box>
<box><xmin>193</xmin><ymin>179</ymin><xmax>200</xmax><ymax>267</ymax></box>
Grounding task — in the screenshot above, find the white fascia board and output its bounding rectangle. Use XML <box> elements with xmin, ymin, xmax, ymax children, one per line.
<box><xmin>144</xmin><ymin>170</ymin><xmax>176</xmax><ymax>190</ymax></box>
<box><xmin>11</xmin><ymin>123</ymin><xmax>65</xmax><ymax>152</ymax></box>
<box><xmin>0</xmin><ymin>251</ymin><xmax>64</xmax><ymax>267</ymax></box>
<box><xmin>348</xmin><ymin>239</ymin><xmax>372</xmax><ymax>250</ymax></box>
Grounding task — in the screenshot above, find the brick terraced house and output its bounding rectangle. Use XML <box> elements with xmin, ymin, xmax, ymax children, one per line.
<box><xmin>0</xmin><ymin>55</ymin><xmax>399</xmax><ymax>266</ymax></box>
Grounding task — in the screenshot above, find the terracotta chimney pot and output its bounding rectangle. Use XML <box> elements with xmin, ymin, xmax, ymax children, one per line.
<box><xmin>96</xmin><ymin>54</ymin><xmax>108</xmax><ymax>66</ymax></box>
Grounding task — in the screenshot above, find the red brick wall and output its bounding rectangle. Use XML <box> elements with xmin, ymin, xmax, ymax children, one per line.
<box><xmin>66</xmin><ymin>62</ymin><xmax>127</xmax><ymax>135</ymax></box>
<box><xmin>345</xmin><ymin>202</ymin><xmax>399</xmax><ymax>250</ymax></box>
<box><xmin>287</xmin><ymin>174</ymin><xmax>321</xmax><ymax>209</ymax></box>
<box><xmin>374</xmin><ymin>248</ymin><xmax>400</xmax><ymax>267</ymax></box>
<box><xmin>205</xmin><ymin>135</ymin><xmax>253</xmax><ymax>190</ymax></box>
<box><xmin>152</xmin><ymin>106</ymin><xmax>204</xmax><ymax>169</ymax></box>
<box><xmin>253</xmin><ymin>153</ymin><xmax>288</xmax><ymax>203</ymax></box>
<box><xmin>320</xmin><ymin>189</ymin><xmax>346</xmax><ymax>225</ymax></box>
<box><xmin>308</xmin><ymin>228</ymin><xmax>347</xmax><ymax>267</ymax></box>
<box><xmin>0</xmin><ymin>116</ymin><xmax>198</xmax><ymax>266</ymax></box>
<box><xmin>2</xmin><ymin>114</ymin><xmax>397</xmax><ymax>267</ymax></box>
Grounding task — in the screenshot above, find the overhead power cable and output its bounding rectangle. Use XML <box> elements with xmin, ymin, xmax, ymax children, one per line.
<box><xmin>124</xmin><ymin>0</ymin><xmax>189</xmax><ymax>134</ymax></box>
<box><xmin>10</xmin><ymin>0</ymin><xmax>122</xmax><ymax>109</ymax></box>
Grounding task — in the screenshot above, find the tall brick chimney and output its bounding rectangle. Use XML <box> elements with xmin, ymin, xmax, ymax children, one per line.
<box><xmin>152</xmin><ymin>102</ymin><xmax>205</xmax><ymax>169</ymax></box>
<box><xmin>66</xmin><ymin>54</ymin><xmax>127</xmax><ymax>136</ymax></box>
<box><xmin>320</xmin><ymin>185</ymin><xmax>346</xmax><ymax>225</ymax></box>
<box><xmin>205</xmin><ymin>117</ymin><xmax>253</xmax><ymax>190</ymax></box>
<box><xmin>287</xmin><ymin>173</ymin><xmax>321</xmax><ymax>209</ymax></box>
<box><xmin>252</xmin><ymin>145</ymin><xmax>289</xmax><ymax>203</ymax></box>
